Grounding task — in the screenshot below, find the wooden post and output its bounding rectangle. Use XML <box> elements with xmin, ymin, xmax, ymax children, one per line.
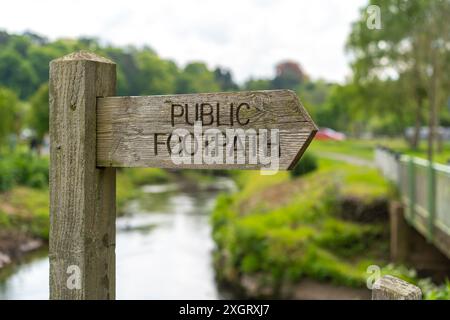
<box><xmin>407</xmin><ymin>156</ymin><xmax>416</xmax><ymax>223</ymax></box>
<box><xmin>426</xmin><ymin>161</ymin><xmax>436</xmax><ymax>241</ymax></box>
<box><xmin>372</xmin><ymin>275</ymin><xmax>422</xmax><ymax>300</ymax></box>
<box><xmin>390</xmin><ymin>201</ymin><xmax>409</xmax><ymax>263</ymax></box>
<box><xmin>49</xmin><ymin>51</ymin><xmax>116</xmax><ymax>299</ymax></box>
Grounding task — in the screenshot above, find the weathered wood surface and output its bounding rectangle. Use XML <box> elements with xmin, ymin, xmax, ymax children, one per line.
<box><xmin>49</xmin><ymin>51</ymin><xmax>116</xmax><ymax>299</ymax></box>
<box><xmin>372</xmin><ymin>275</ymin><xmax>422</xmax><ymax>300</ymax></box>
<box><xmin>97</xmin><ymin>90</ymin><xmax>317</xmax><ymax>170</ymax></box>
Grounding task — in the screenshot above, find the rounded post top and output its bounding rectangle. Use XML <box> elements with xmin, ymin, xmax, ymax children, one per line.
<box><xmin>372</xmin><ymin>275</ymin><xmax>422</xmax><ymax>300</ymax></box>
<box><xmin>51</xmin><ymin>50</ymin><xmax>115</xmax><ymax>64</ymax></box>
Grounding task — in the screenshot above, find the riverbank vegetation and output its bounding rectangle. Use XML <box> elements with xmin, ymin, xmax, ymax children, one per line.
<box><xmin>0</xmin><ymin>142</ymin><xmax>230</xmax><ymax>260</ymax></box>
<box><xmin>211</xmin><ymin>149</ymin><xmax>449</xmax><ymax>299</ymax></box>
<box><xmin>0</xmin><ymin>144</ymin><xmax>175</xmax><ymax>271</ymax></box>
<box><xmin>212</xmin><ymin>154</ymin><xmax>390</xmax><ymax>296</ymax></box>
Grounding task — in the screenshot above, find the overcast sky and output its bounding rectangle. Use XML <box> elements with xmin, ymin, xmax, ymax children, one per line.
<box><xmin>1</xmin><ymin>0</ymin><xmax>367</xmax><ymax>83</ymax></box>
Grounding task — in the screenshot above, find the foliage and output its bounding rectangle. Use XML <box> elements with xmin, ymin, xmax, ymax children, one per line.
<box><xmin>346</xmin><ymin>0</ymin><xmax>450</xmax><ymax>143</ymax></box>
<box><xmin>0</xmin><ymin>164</ymin><xmax>173</xmax><ymax>240</ymax></box>
<box><xmin>380</xmin><ymin>264</ymin><xmax>450</xmax><ymax>300</ymax></box>
<box><xmin>0</xmin><ymin>187</ymin><xmax>49</xmax><ymax>239</ymax></box>
<box><xmin>0</xmin><ymin>29</ymin><xmax>339</xmax><ymax>145</ymax></box>
<box><xmin>134</xmin><ymin>49</ymin><xmax>178</xmax><ymax>95</ymax></box>
<box><xmin>214</xmin><ymin>67</ymin><xmax>239</xmax><ymax>91</ymax></box>
<box><xmin>176</xmin><ymin>62</ymin><xmax>220</xmax><ymax>93</ymax></box>
<box><xmin>28</xmin><ymin>83</ymin><xmax>49</xmax><ymax>140</ymax></box>
<box><xmin>0</xmin><ymin>149</ymin><xmax>49</xmax><ymax>191</ymax></box>
<box><xmin>211</xmin><ymin>158</ymin><xmax>392</xmax><ymax>293</ymax></box>
<box><xmin>420</xmin><ymin>279</ymin><xmax>450</xmax><ymax>300</ymax></box>
<box><xmin>0</xmin><ymin>30</ymin><xmax>232</xmax><ymax>102</ymax></box>
<box><xmin>244</xmin><ymin>78</ymin><xmax>272</xmax><ymax>91</ymax></box>
<box><xmin>271</xmin><ymin>61</ymin><xmax>307</xmax><ymax>90</ymax></box>
<box><xmin>123</xmin><ymin>168</ymin><xmax>171</xmax><ymax>186</ymax></box>
<box><xmin>0</xmin><ymin>87</ymin><xmax>20</xmax><ymax>145</ymax></box>
<box><xmin>0</xmin><ymin>48</ymin><xmax>38</xmax><ymax>99</ymax></box>
<box><xmin>116</xmin><ymin>170</ymin><xmax>142</xmax><ymax>213</ymax></box>
<box><xmin>290</xmin><ymin>152</ymin><xmax>318</xmax><ymax>178</ymax></box>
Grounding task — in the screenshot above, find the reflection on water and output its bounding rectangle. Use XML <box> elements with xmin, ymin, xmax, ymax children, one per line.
<box><xmin>0</xmin><ymin>179</ymin><xmax>233</xmax><ymax>300</ymax></box>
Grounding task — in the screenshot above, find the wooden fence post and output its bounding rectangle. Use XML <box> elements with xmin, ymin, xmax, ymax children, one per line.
<box><xmin>390</xmin><ymin>202</ymin><xmax>409</xmax><ymax>263</ymax></box>
<box><xmin>426</xmin><ymin>161</ymin><xmax>436</xmax><ymax>241</ymax></box>
<box><xmin>407</xmin><ymin>156</ymin><xmax>416</xmax><ymax>224</ymax></box>
<box><xmin>49</xmin><ymin>51</ymin><xmax>116</xmax><ymax>299</ymax></box>
<box><xmin>372</xmin><ymin>275</ymin><xmax>422</xmax><ymax>300</ymax></box>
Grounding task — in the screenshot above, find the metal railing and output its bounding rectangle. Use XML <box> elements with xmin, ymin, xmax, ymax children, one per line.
<box><xmin>375</xmin><ymin>147</ymin><xmax>450</xmax><ymax>258</ymax></box>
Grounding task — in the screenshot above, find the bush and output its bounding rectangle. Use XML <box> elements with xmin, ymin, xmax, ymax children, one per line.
<box><xmin>290</xmin><ymin>152</ymin><xmax>318</xmax><ymax>178</ymax></box>
<box><xmin>421</xmin><ymin>279</ymin><xmax>450</xmax><ymax>300</ymax></box>
<box><xmin>125</xmin><ymin>167</ymin><xmax>171</xmax><ymax>185</ymax></box>
<box><xmin>0</xmin><ymin>149</ymin><xmax>49</xmax><ymax>191</ymax></box>
<box><xmin>211</xmin><ymin>165</ymin><xmax>393</xmax><ymax>294</ymax></box>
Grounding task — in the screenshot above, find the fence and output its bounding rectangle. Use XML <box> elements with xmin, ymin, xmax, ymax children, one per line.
<box><xmin>375</xmin><ymin>147</ymin><xmax>450</xmax><ymax>259</ymax></box>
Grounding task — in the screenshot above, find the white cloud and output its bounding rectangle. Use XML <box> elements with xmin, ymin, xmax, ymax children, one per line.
<box><xmin>1</xmin><ymin>0</ymin><xmax>367</xmax><ymax>83</ymax></box>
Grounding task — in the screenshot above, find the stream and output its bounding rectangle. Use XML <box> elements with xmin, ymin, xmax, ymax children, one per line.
<box><xmin>0</xmin><ymin>178</ymin><xmax>235</xmax><ymax>299</ymax></box>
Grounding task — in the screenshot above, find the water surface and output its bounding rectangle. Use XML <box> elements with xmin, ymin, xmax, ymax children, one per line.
<box><xmin>0</xmin><ymin>180</ymin><xmax>233</xmax><ymax>299</ymax></box>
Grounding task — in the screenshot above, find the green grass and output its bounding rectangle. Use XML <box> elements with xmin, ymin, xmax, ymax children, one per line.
<box><xmin>0</xmin><ymin>187</ymin><xmax>49</xmax><ymax>240</ymax></box>
<box><xmin>232</xmin><ymin>170</ymin><xmax>290</xmax><ymax>202</ymax></box>
<box><xmin>122</xmin><ymin>167</ymin><xmax>171</xmax><ymax>186</ymax></box>
<box><xmin>211</xmin><ymin>157</ymin><xmax>392</xmax><ymax>294</ymax></box>
<box><xmin>310</xmin><ymin>138</ymin><xmax>450</xmax><ymax>164</ymax></box>
<box><xmin>316</xmin><ymin>158</ymin><xmax>392</xmax><ymax>200</ymax></box>
<box><xmin>398</xmin><ymin>143</ymin><xmax>450</xmax><ymax>164</ymax></box>
<box><xmin>0</xmin><ymin>168</ymin><xmax>173</xmax><ymax>239</ymax></box>
<box><xmin>211</xmin><ymin>149</ymin><xmax>450</xmax><ymax>299</ymax></box>
<box><xmin>309</xmin><ymin>139</ymin><xmax>376</xmax><ymax>160</ymax></box>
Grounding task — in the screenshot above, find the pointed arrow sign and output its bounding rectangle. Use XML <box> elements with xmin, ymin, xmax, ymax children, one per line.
<box><xmin>97</xmin><ymin>89</ymin><xmax>317</xmax><ymax>170</ymax></box>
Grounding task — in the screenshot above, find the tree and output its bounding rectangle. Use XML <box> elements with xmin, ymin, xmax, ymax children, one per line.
<box><xmin>176</xmin><ymin>62</ymin><xmax>220</xmax><ymax>94</ymax></box>
<box><xmin>0</xmin><ymin>87</ymin><xmax>20</xmax><ymax>145</ymax></box>
<box><xmin>0</xmin><ymin>48</ymin><xmax>38</xmax><ymax>99</ymax></box>
<box><xmin>28</xmin><ymin>46</ymin><xmax>61</xmax><ymax>86</ymax></box>
<box><xmin>135</xmin><ymin>49</ymin><xmax>177</xmax><ymax>95</ymax></box>
<box><xmin>214</xmin><ymin>67</ymin><xmax>238</xmax><ymax>91</ymax></box>
<box><xmin>272</xmin><ymin>61</ymin><xmax>307</xmax><ymax>89</ymax></box>
<box><xmin>29</xmin><ymin>83</ymin><xmax>49</xmax><ymax>140</ymax></box>
<box><xmin>244</xmin><ymin>78</ymin><xmax>272</xmax><ymax>90</ymax></box>
<box><xmin>347</xmin><ymin>0</ymin><xmax>450</xmax><ymax>153</ymax></box>
<box><xmin>321</xmin><ymin>80</ymin><xmax>409</xmax><ymax>136</ymax></box>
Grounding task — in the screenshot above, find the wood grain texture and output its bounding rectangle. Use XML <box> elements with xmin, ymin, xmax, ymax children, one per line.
<box><xmin>49</xmin><ymin>51</ymin><xmax>116</xmax><ymax>299</ymax></box>
<box><xmin>97</xmin><ymin>90</ymin><xmax>317</xmax><ymax>170</ymax></box>
<box><xmin>372</xmin><ymin>275</ymin><xmax>422</xmax><ymax>300</ymax></box>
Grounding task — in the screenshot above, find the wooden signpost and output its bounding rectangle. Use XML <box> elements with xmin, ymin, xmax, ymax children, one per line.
<box><xmin>97</xmin><ymin>91</ymin><xmax>316</xmax><ymax>170</ymax></box>
<box><xmin>49</xmin><ymin>51</ymin><xmax>317</xmax><ymax>299</ymax></box>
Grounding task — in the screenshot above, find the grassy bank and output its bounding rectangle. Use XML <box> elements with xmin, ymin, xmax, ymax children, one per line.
<box><xmin>0</xmin><ymin>157</ymin><xmax>225</xmax><ymax>249</ymax></box>
<box><xmin>211</xmin><ymin>152</ymin><xmax>449</xmax><ymax>299</ymax></box>
<box><xmin>212</xmin><ymin>156</ymin><xmax>392</xmax><ymax>295</ymax></box>
<box><xmin>0</xmin><ymin>187</ymin><xmax>49</xmax><ymax>240</ymax></box>
<box><xmin>0</xmin><ymin>163</ymin><xmax>172</xmax><ymax>249</ymax></box>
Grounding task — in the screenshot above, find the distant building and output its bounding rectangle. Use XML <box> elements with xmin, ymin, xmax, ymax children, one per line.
<box><xmin>405</xmin><ymin>127</ymin><xmax>450</xmax><ymax>141</ymax></box>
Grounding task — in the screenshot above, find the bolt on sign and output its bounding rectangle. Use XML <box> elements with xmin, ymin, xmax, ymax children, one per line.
<box><xmin>49</xmin><ymin>51</ymin><xmax>317</xmax><ymax>300</ymax></box>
